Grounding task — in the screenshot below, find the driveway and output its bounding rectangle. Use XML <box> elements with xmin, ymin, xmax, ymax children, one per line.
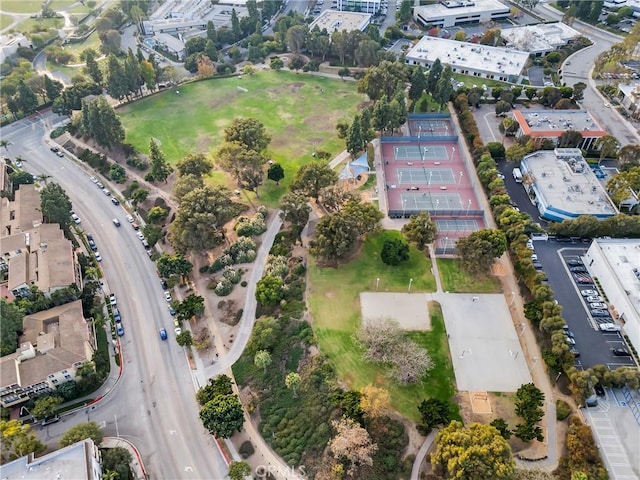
<box><xmin>528</xmin><ymin>66</ymin><xmax>544</xmax><ymax>87</ymax></box>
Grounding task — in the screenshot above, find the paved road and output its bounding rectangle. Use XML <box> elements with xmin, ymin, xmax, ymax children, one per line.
<box><xmin>534</xmin><ymin>3</ymin><xmax>640</xmax><ymax>146</ymax></box>
<box><xmin>2</xmin><ymin>112</ymin><xmax>228</xmax><ymax>480</ymax></box>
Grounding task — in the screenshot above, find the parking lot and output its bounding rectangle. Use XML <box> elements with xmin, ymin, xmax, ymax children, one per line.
<box><xmin>529</xmin><ymin>240</ymin><xmax>637</xmax><ymax>370</ymax></box>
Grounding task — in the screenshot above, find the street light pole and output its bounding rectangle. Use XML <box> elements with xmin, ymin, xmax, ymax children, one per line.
<box><xmin>510</xmin><ymin>291</ymin><xmax>516</xmax><ymax>306</ymax></box>
<box><xmin>444</xmin><ymin>236</ymin><xmax>448</xmax><ymax>255</ymax></box>
<box><xmin>458</xmin><ymin>171</ymin><xmax>463</xmax><ymax>186</ymax></box>
<box><xmin>402</xmin><ymin>198</ymin><xmax>407</xmax><ymax>217</ymax></box>
<box><xmin>466</xmin><ymin>199</ymin><xmax>472</xmax><ymax>215</ymax></box>
<box><xmin>408</xmin><ymin>278</ymin><xmax>413</xmax><ymax>293</ymax></box>
<box><xmin>376</xmin><ymin>277</ymin><xmax>380</xmax><ymax>291</ymax></box>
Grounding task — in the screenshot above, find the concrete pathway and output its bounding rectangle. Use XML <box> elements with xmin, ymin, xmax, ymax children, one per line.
<box><xmin>410</xmin><ymin>428</ymin><xmax>438</xmax><ymax>480</ymax></box>
<box><xmin>102</xmin><ymin>437</ymin><xmax>147</xmax><ymax>480</ymax></box>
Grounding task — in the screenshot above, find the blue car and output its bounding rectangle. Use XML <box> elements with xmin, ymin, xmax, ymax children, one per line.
<box><xmin>116</xmin><ymin>324</ymin><xmax>124</xmax><ymax>336</ymax></box>
<box><xmin>168</xmin><ymin>305</ymin><xmax>176</xmax><ymax>316</ymax></box>
<box><xmin>113</xmin><ymin>308</ymin><xmax>121</xmax><ymax>323</ymax></box>
<box><xmin>159</xmin><ymin>328</ymin><xmax>167</xmax><ymax>340</ymax></box>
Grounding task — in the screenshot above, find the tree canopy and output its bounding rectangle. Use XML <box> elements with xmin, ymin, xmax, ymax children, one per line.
<box><xmin>456</xmin><ymin>228</ymin><xmax>507</xmax><ymax>275</ymax></box>
<box><xmin>59</xmin><ymin>421</ymin><xmax>104</xmax><ymax>447</ymax></box>
<box><xmin>401</xmin><ymin>212</ymin><xmax>437</xmax><ymax>250</ymax></box>
<box><xmin>199</xmin><ymin>394</ymin><xmax>245</xmax><ymax>438</ymax></box>
<box><xmin>223</xmin><ymin>117</ymin><xmax>271</xmax><ymax>152</ymax></box>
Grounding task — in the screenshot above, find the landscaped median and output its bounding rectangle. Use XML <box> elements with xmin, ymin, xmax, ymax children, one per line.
<box><xmin>307</xmin><ymin>230</ymin><xmax>456</xmax><ymax>423</ymax></box>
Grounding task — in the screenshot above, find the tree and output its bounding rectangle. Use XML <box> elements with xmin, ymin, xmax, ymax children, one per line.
<box><xmin>0</xmin><ymin>420</ymin><xmax>45</xmax><ymax>463</ymax></box>
<box><xmin>0</xmin><ymin>299</ymin><xmax>23</xmax><ymax>356</ymax></box>
<box><xmin>176</xmin><ymin>153</ymin><xmax>213</xmax><ymax>178</ymax></box>
<box><xmin>140</xmin><ymin>60</ymin><xmax>157</xmax><ymax>91</ymax></box>
<box><xmin>434</xmin><ymin>66</ymin><xmax>454</xmax><ymax>107</ymax></box>
<box><xmin>310</xmin><ymin>213</ymin><xmax>357</xmax><ymax>261</ymax></box>
<box><xmin>505</xmin><ymin>143</ymin><xmax>529</xmax><ymax>163</ymax></box>
<box><xmin>359</xmin><ymin>385</ymin><xmax>390</xmax><ymax>419</ymax></box>
<box><xmin>427</xmin><ymin>59</ymin><xmax>443</xmax><ymax>95</ymax></box>
<box><xmin>147</xmin><ymin>206</ymin><xmax>169</xmax><ymax>224</ymax></box>
<box><xmin>82</xmin><ymin>49</ymin><xmax>103</xmax><ymax>84</ymax></box>
<box><xmin>291</xmin><ymin>161</ymin><xmax>338</xmax><ymax>199</ymax></box>
<box><xmin>0</xmin><ymin>140</ymin><xmax>11</xmax><ymax>151</ymax></box>
<box><xmin>216</xmin><ymin>141</ymin><xmax>265</xmax><ymax>195</ymax></box>
<box><xmin>329</xmin><ymin>417</ymin><xmax>377</xmax><ymax>475</ymax></box>
<box><xmin>431</xmin><ymin>421</ymin><xmax>516</xmax><ymax>480</ymax></box>
<box><xmin>380</xmin><ymin>238</ymin><xmax>409</xmax><ymax>266</ymax></box>
<box><xmin>228</xmin><ymin>461</ymin><xmax>251</xmax><ymax>480</ymax></box>
<box><xmin>456</xmin><ymin>229</ymin><xmax>507</xmax><ymax>275</ymax></box>
<box><xmin>199</xmin><ymin>394</ymin><xmax>245</xmax><ymax>438</ymax></box>
<box><xmin>267</xmin><ymin>162</ymin><xmax>284</xmax><ymax>185</ymax></box>
<box><xmin>173</xmin><ymin>174</ymin><xmax>204</xmax><ymax>202</ymax></box>
<box><xmin>515</xmin><ymin>383</ymin><xmax>545</xmax><ymax>423</ymax></box>
<box><xmin>270</xmin><ymin>57</ymin><xmax>284</xmax><ymax>71</ymax></box>
<box><xmin>224</xmin><ymin>117</ymin><xmax>271</xmax><ymax>152</ymax></box>
<box><xmin>16</xmin><ymin>80</ymin><xmax>38</xmax><ymax>114</ymax></box>
<box><xmin>490</xmin><ymin>418</ymin><xmax>512</xmax><ymax>440</ymax></box>
<box><xmin>99</xmin><ymin>30</ymin><xmax>122</xmax><ymax>55</ymax></box>
<box><xmin>418</xmin><ymin>398</ymin><xmax>453</xmax><ymax>431</ymax></box>
<box><xmin>285</xmin><ymin>372</ymin><xmax>301</xmax><ymax>397</ymax></box>
<box><xmin>175</xmin><ymin>294</ymin><xmax>205</xmax><ymax>321</ymax></box>
<box><xmin>170</xmin><ymin>186</ymin><xmax>234</xmax><ymax>252</ymax></box>
<box><xmin>148</xmin><ymin>138</ymin><xmax>172</xmax><ymax>182</ymax></box>
<box><xmin>106</xmin><ymin>54</ymin><xmax>128</xmax><ymax>100</ymax></box>
<box><xmin>102</xmin><ymin>446</ymin><xmax>132</xmax><ymax>480</ymax></box>
<box><xmin>398</xmin><ymin>0</ymin><xmax>412</xmax><ymax>22</ymax></box>
<box><xmin>176</xmin><ymin>330</ymin><xmax>193</xmax><ymax>348</ymax></box>
<box><xmin>279</xmin><ymin>192</ymin><xmax>311</xmax><ymax>228</ymax></box>
<box><xmin>558</xmin><ymin>130</ymin><xmax>583</xmax><ymax>148</ymax></box>
<box><xmin>617</xmin><ymin>144</ymin><xmax>640</xmax><ymax>170</ymax></box>
<box><xmin>40</xmin><ymin>183</ymin><xmax>72</xmax><ymax>230</ymax></box>
<box><xmin>408</xmin><ymin>67</ymin><xmax>427</xmax><ymax>103</ymax></box>
<box><xmin>594</xmin><ymin>135</ymin><xmax>620</xmax><ymax>163</ymax></box>
<box><xmin>255</xmin><ymin>275</ymin><xmax>284</xmax><ymax>306</ymax></box>
<box><xmin>346</xmin><ymin>114</ymin><xmax>364</xmax><ymax>157</ymax></box>
<box><xmin>82</xmin><ymin>97</ymin><xmax>125</xmax><ymax>149</ymax></box>
<box><xmin>401</xmin><ymin>212</ymin><xmax>437</xmax><ymax>250</ymax></box>
<box><xmin>156</xmin><ymin>253</ymin><xmax>193</xmax><ymax>278</ymax></box>
<box><xmin>318</xmin><ymin>185</ymin><xmax>354</xmax><ymax>213</ymax></box>
<box><xmin>525</xmin><ymin>87</ymin><xmax>538</xmax><ymax>100</ymax></box>
<box><xmin>495</xmin><ymin>100</ymin><xmax>512</xmax><ymax>116</ymax></box>
<box><xmin>59</xmin><ymin>422</ymin><xmax>103</xmax><ymax>447</ymax></box>
<box><xmin>254</xmin><ymin>350</ymin><xmax>272</xmax><ymax>374</ymax></box>
<box><xmin>32</xmin><ymin>395</ymin><xmax>63</xmax><ymax>420</ymax></box>
<box><xmin>44</xmin><ymin>75</ymin><xmax>63</xmax><ymax>101</ymax></box>
<box><xmin>196</xmin><ymin>375</ymin><xmax>234</xmax><ymax>406</ymax></box>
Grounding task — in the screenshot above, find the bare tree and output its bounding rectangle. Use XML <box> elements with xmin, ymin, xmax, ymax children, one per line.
<box><xmin>329</xmin><ymin>418</ymin><xmax>377</xmax><ymax>475</ymax></box>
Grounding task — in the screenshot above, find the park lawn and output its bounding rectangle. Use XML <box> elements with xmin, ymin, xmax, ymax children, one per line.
<box><xmin>119</xmin><ymin>70</ymin><xmax>363</xmax><ymax>207</ymax></box>
<box><xmin>436</xmin><ymin>258</ymin><xmax>502</xmax><ymax>293</ymax></box>
<box><xmin>0</xmin><ymin>14</ymin><xmax>13</xmax><ymax>29</ymax></box>
<box><xmin>452</xmin><ymin>72</ymin><xmax>508</xmax><ymax>89</ymax></box>
<box><xmin>1</xmin><ymin>0</ymin><xmax>46</xmax><ymax>13</ymax></box>
<box><xmin>62</xmin><ymin>30</ymin><xmax>102</xmax><ymax>58</ymax></box>
<box><xmin>46</xmin><ymin>61</ymin><xmax>82</xmax><ymax>80</ymax></box>
<box><xmin>308</xmin><ymin>230</ymin><xmax>452</xmax><ymax>422</ymax></box>
<box><xmin>17</xmin><ymin>16</ymin><xmax>64</xmax><ymax>32</ymax></box>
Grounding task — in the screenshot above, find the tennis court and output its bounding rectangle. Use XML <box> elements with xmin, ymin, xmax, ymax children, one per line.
<box><xmin>393</xmin><ymin>144</ymin><xmax>450</xmax><ymax>161</ymax></box>
<box><xmin>436</xmin><ymin>219</ymin><xmax>479</xmax><ymax>232</ymax></box>
<box><xmin>396</xmin><ymin>168</ymin><xmax>455</xmax><ymax>185</ymax></box>
<box><xmin>400</xmin><ymin>192</ymin><xmax>463</xmax><ymax>211</ymax></box>
<box><xmin>407</xmin><ymin>116</ymin><xmax>455</xmax><ymax>137</ymax></box>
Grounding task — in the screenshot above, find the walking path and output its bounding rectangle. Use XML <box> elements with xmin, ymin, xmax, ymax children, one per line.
<box><xmin>410</xmin><ymin>428</ymin><xmax>438</xmax><ymax>480</ymax></box>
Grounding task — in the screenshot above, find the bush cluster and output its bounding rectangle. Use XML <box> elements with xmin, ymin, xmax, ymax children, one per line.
<box><xmin>126</xmin><ymin>156</ymin><xmax>149</xmax><ymax>171</ymax></box>
<box><xmin>235</xmin><ymin>207</ymin><xmax>268</xmax><ymax>237</ymax></box>
<box><xmin>209</xmin><ymin>238</ymin><xmax>257</xmax><ymax>272</ymax></box>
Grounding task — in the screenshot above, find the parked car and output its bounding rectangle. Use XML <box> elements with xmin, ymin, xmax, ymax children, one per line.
<box><xmin>110</xmin><ymin>294</ymin><xmax>117</xmax><ymax>306</ymax></box>
<box><xmin>586</xmin><ymin>295</ymin><xmax>603</xmax><ymax>303</ymax></box>
<box><xmin>160</xmin><ymin>279</ymin><xmax>168</xmax><ymax>290</ymax></box>
<box><xmin>580</xmin><ymin>289</ymin><xmax>598</xmax><ymax>296</ymax></box>
<box><xmin>567</xmin><ymin>259</ymin><xmax>583</xmax><ymax>266</ymax></box>
<box><xmin>589</xmin><ymin>302</ymin><xmax>607</xmax><ymax>309</ymax></box>
<box><xmin>574</xmin><ymin>274</ymin><xmax>593</xmax><ymax>284</ymax></box>
<box><xmin>113</xmin><ymin>219</ymin><xmax>121</xmax><ymax>227</ymax></box>
<box><xmin>599</xmin><ymin>323</ymin><xmax>621</xmax><ymax>332</ymax></box>
<box><xmin>531</xmin><ymin>254</ymin><xmax>538</xmax><ymax>262</ymax></box>
<box><xmin>90</xmin><ymin>176</ymin><xmax>98</xmax><ymax>184</ymax></box>
<box><xmin>564</xmin><ymin>335</ymin><xmax>576</xmax><ymax>345</ymax></box>
<box><xmin>137</xmin><ymin>231</ymin><xmax>145</xmax><ymax>241</ymax></box>
<box><xmin>594</xmin><ymin>384</ymin><xmax>605</xmax><ymax>396</ymax></box>
<box><xmin>175</xmin><ymin>327</ymin><xmax>182</xmax><ymax>335</ymax></box>
<box><xmin>164</xmin><ymin>291</ymin><xmax>172</xmax><ymax>302</ymax></box>
<box><xmin>569</xmin><ymin>347</ymin><xmax>580</xmax><ymax>358</ymax></box>
<box><xmin>570</xmin><ymin>266</ymin><xmax>588</xmax><ymax>273</ymax></box>
<box><xmin>131</xmin><ymin>222</ymin><xmax>140</xmax><ymax>230</ymax></box>
<box><xmin>71</xmin><ymin>213</ymin><xmax>81</xmax><ymax>224</ymax></box>
<box><xmin>168</xmin><ymin>305</ymin><xmax>176</xmax><ymax>316</ymax></box>
<box><xmin>159</xmin><ymin>328</ymin><xmax>167</xmax><ymax>340</ymax></box>
<box><xmin>591</xmin><ymin>309</ymin><xmax>611</xmax><ymax>317</ymax></box>
<box><xmin>96</xmin><ymin>181</ymin><xmax>104</xmax><ymax>189</ymax></box>
<box><xmin>87</xmin><ymin>234</ymin><xmax>97</xmax><ymax>251</ymax></box>
<box><xmin>611</xmin><ymin>348</ymin><xmax>631</xmax><ymax>356</ymax></box>
<box><xmin>95</xmin><ymin>252</ymin><xmax>102</xmax><ymax>262</ymax></box>
<box><xmin>113</xmin><ymin>308</ymin><xmax>121</xmax><ymax>322</ymax></box>
<box><xmin>116</xmin><ymin>324</ymin><xmax>125</xmax><ymax>336</ymax></box>
<box><xmin>103</xmin><ymin>189</ymin><xmax>111</xmax><ymax>196</ymax></box>
<box><xmin>126</xmin><ymin>215</ymin><xmax>134</xmax><ymax>223</ymax></box>
<box><xmin>111</xmin><ymin>198</ymin><xmax>120</xmax><ymax>206</ymax></box>
<box><xmin>533</xmin><ymin>262</ymin><xmax>543</xmax><ymax>270</ymax></box>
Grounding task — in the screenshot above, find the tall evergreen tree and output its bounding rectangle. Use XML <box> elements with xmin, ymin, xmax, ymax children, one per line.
<box><xmin>82</xmin><ymin>49</ymin><xmax>103</xmax><ymax>84</ymax></box>
<box><xmin>346</xmin><ymin>115</ymin><xmax>364</xmax><ymax>157</ymax></box>
<box><xmin>43</xmin><ymin>75</ymin><xmax>63</xmax><ymax>102</ymax></box>
<box><xmin>408</xmin><ymin>66</ymin><xmax>427</xmax><ymax>103</ymax></box>
<box><xmin>231</xmin><ymin>9</ymin><xmax>241</xmax><ymax>41</ymax></box>
<box><xmin>16</xmin><ymin>80</ymin><xmax>38</xmax><ymax>114</ymax></box>
<box><xmin>124</xmin><ymin>49</ymin><xmax>142</xmax><ymax>98</ymax></box>
<box><xmin>106</xmin><ymin>54</ymin><xmax>127</xmax><ymax>100</ymax></box>
<box><xmin>427</xmin><ymin>58</ymin><xmax>443</xmax><ymax>95</ymax></box>
<box><xmin>148</xmin><ymin>138</ymin><xmax>173</xmax><ymax>182</ymax></box>
<box><xmin>207</xmin><ymin>21</ymin><xmax>218</xmax><ymax>44</ymax></box>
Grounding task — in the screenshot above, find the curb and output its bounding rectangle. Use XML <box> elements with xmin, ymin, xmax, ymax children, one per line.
<box><xmin>103</xmin><ymin>437</ymin><xmax>148</xmax><ymax>479</ymax></box>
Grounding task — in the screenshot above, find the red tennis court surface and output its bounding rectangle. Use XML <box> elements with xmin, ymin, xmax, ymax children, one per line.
<box><xmin>380</xmin><ymin>136</ymin><xmax>486</xmax><ymax>249</ymax></box>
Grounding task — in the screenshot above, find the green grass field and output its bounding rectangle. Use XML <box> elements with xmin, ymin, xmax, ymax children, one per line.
<box><xmin>307</xmin><ymin>231</ymin><xmax>456</xmax><ymax>422</ymax></box>
<box><xmin>17</xmin><ymin>16</ymin><xmax>64</xmax><ymax>32</ymax></box>
<box><xmin>118</xmin><ymin>71</ymin><xmax>363</xmax><ymax>206</ymax></box>
<box><xmin>452</xmin><ymin>72</ymin><xmax>508</xmax><ymax>89</ymax></box>
<box><xmin>62</xmin><ymin>30</ymin><xmax>102</xmax><ymax>58</ymax></box>
<box><xmin>0</xmin><ymin>14</ymin><xmax>14</xmax><ymax>29</ymax></box>
<box><xmin>437</xmin><ymin>258</ymin><xmax>502</xmax><ymax>293</ymax></box>
<box><xmin>46</xmin><ymin>60</ymin><xmax>81</xmax><ymax>80</ymax></box>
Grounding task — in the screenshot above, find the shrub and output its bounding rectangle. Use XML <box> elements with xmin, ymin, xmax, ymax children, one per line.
<box><xmin>556</xmin><ymin>399</ymin><xmax>572</xmax><ymax>420</ymax></box>
<box><xmin>223</xmin><ymin>267</ymin><xmax>242</xmax><ymax>284</ymax></box>
<box><xmin>235</xmin><ymin>249</ymin><xmax>256</xmax><ymax>264</ymax></box>
<box><xmin>239</xmin><ymin>441</ymin><xmax>255</xmax><ymax>459</ymax></box>
<box><xmin>126</xmin><ymin>157</ymin><xmax>149</xmax><ymax>170</ymax></box>
<box><xmin>214</xmin><ymin>278</ymin><xmax>234</xmax><ymax>296</ymax></box>
<box><xmin>50</xmin><ymin>126</ymin><xmax>67</xmax><ymax>139</ymax></box>
<box><xmin>241</xmin><ymin>281</ymin><xmax>248</xmax><ymax>287</ymax></box>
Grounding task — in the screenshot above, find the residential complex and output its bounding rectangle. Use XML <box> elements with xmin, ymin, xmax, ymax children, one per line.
<box><xmin>309</xmin><ymin>10</ymin><xmax>372</xmax><ymax>32</ymax></box>
<box><xmin>413</xmin><ymin>0</ymin><xmax>510</xmax><ymax>28</ymax></box>
<box><xmin>500</xmin><ymin>22</ymin><xmax>581</xmax><ymax>55</ymax></box>
<box><xmin>0</xmin><ymin>300</ymin><xmax>95</xmax><ymax>408</ymax></box>
<box><xmin>0</xmin><ymin>184</ymin><xmax>80</xmax><ymax>299</ymax></box>
<box><xmin>618</xmin><ymin>82</ymin><xmax>640</xmax><ymax>120</ymax></box>
<box><xmin>512</xmin><ymin>109</ymin><xmax>609</xmax><ymax>150</ymax></box>
<box><xmin>583</xmin><ymin>239</ymin><xmax>640</xmax><ymax>353</ymax></box>
<box><xmin>519</xmin><ymin>148</ymin><xmax>617</xmax><ymax>222</ymax></box>
<box><xmin>0</xmin><ymin>439</ymin><xmax>102</xmax><ymax>480</ymax></box>
<box><xmin>405</xmin><ymin>36</ymin><xmax>528</xmax><ymax>82</ymax></box>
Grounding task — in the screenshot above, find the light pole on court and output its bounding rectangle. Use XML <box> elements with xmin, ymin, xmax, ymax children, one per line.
<box><xmin>398</xmin><ymin>170</ymin><xmax>402</xmax><ymax>185</ymax></box>
<box><xmin>428</xmin><ymin>171</ymin><xmax>433</xmax><ymax>205</ymax></box>
<box><xmin>444</xmin><ymin>236</ymin><xmax>448</xmax><ymax>255</ymax></box>
<box><xmin>458</xmin><ymin>171</ymin><xmax>463</xmax><ymax>186</ymax></box>
<box><xmin>518</xmin><ymin>322</ymin><xmax>526</xmax><ymax>337</ymax></box>
<box><xmin>402</xmin><ymin>198</ymin><xmax>407</xmax><ymax>217</ymax></box>
<box><xmin>436</xmin><ymin>199</ymin><xmax>440</xmax><ymax>212</ymax></box>
<box><xmin>466</xmin><ymin>199</ymin><xmax>472</xmax><ymax>215</ymax></box>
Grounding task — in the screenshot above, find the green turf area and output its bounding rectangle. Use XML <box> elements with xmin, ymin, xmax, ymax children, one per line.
<box><xmin>46</xmin><ymin>60</ymin><xmax>82</xmax><ymax>80</ymax></box>
<box><xmin>62</xmin><ymin>30</ymin><xmax>102</xmax><ymax>58</ymax></box>
<box><xmin>1</xmin><ymin>0</ymin><xmax>46</xmax><ymax>13</ymax></box>
<box><xmin>17</xmin><ymin>16</ymin><xmax>64</xmax><ymax>32</ymax></box>
<box><xmin>118</xmin><ymin>71</ymin><xmax>362</xmax><ymax>206</ymax></box>
<box><xmin>307</xmin><ymin>230</ymin><xmax>455</xmax><ymax>422</ymax></box>
<box><xmin>0</xmin><ymin>14</ymin><xmax>14</xmax><ymax>29</ymax></box>
<box><xmin>452</xmin><ymin>72</ymin><xmax>508</xmax><ymax>89</ymax></box>
<box><xmin>436</xmin><ymin>258</ymin><xmax>502</xmax><ymax>293</ymax></box>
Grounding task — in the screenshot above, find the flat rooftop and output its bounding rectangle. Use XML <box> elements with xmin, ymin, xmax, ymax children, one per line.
<box><xmin>406</xmin><ymin>37</ymin><xmax>528</xmax><ymax>77</ymax></box>
<box><xmin>308</xmin><ymin>10</ymin><xmax>372</xmax><ymax>32</ymax></box>
<box><xmin>501</xmin><ymin>22</ymin><xmax>581</xmax><ymax>53</ymax></box>
<box><xmin>521</xmin><ymin>149</ymin><xmax>616</xmax><ymax>217</ymax></box>
<box><xmin>513</xmin><ymin>109</ymin><xmax>608</xmax><ymax>138</ymax></box>
<box><xmin>593</xmin><ymin>239</ymin><xmax>640</xmax><ymax>320</ymax></box>
<box><xmin>414</xmin><ymin>0</ymin><xmax>509</xmax><ymax>18</ymax></box>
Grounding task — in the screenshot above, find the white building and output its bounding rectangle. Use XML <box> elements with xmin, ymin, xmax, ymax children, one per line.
<box><xmin>618</xmin><ymin>82</ymin><xmax>640</xmax><ymax>120</ymax></box>
<box><xmin>309</xmin><ymin>10</ymin><xmax>372</xmax><ymax>32</ymax></box>
<box><xmin>0</xmin><ymin>33</ymin><xmax>30</xmax><ymax>64</ymax></box>
<box><xmin>405</xmin><ymin>36</ymin><xmax>528</xmax><ymax>83</ymax></box>
<box><xmin>0</xmin><ymin>439</ymin><xmax>102</xmax><ymax>480</ymax></box>
<box><xmin>519</xmin><ymin>149</ymin><xmax>617</xmax><ymax>222</ymax></box>
<box><xmin>500</xmin><ymin>22</ymin><xmax>581</xmax><ymax>55</ymax></box>
<box><xmin>413</xmin><ymin>0</ymin><xmax>510</xmax><ymax>28</ymax></box>
<box><xmin>335</xmin><ymin>0</ymin><xmax>381</xmax><ymax>14</ymax></box>
<box><xmin>583</xmin><ymin>239</ymin><xmax>640</xmax><ymax>353</ymax></box>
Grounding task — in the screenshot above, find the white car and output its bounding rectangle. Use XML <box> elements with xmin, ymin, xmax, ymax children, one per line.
<box><xmin>599</xmin><ymin>323</ymin><xmax>621</xmax><ymax>332</ymax></box>
<box><xmin>95</xmin><ymin>252</ymin><xmax>102</xmax><ymax>262</ymax></box>
<box><xmin>90</xmin><ymin>176</ymin><xmax>98</xmax><ymax>183</ymax></box>
<box><xmin>71</xmin><ymin>213</ymin><xmax>81</xmax><ymax>224</ymax></box>
<box><xmin>137</xmin><ymin>231</ymin><xmax>145</xmax><ymax>241</ymax></box>
<box><xmin>580</xmin><ymin>289</ymin><xmax>598</xmax><ymax>296</ymax></box>
<box><xmin>175</xmin><ymin>327</ymin><xmax>182</xmax><ymax>335</ymax></box>
<box><xmin>589</xmin><ymin>302</ymin><xmax>607</xmax><ymax>309</ymax></box>
<box><xmin>126</xmin><ymin>215</ymin><xmax>134</xmax><ymax>223</ymax></box>
<box><xmin>110</xmin><ymin>293</ymin><xmax>117</xmax><ymax>306</ymax></box>
<box><xmin>103</xmin><ymin>189</ymin><xmax>111</xmax><ymax>196</ymax></box>
<box><xmin>586</xmin><ymin>295</ymin><xmax>602</xmax><ymax>303</ymax></box>
<box><xmin>164</xmin><ymin>291</ymin><xmax>172</xmax><ymax>302</ymax></box>
<box><xmin>531</xmin><ymin>254</ymin><xmax>538</xmax><ymax>262</ymax></box>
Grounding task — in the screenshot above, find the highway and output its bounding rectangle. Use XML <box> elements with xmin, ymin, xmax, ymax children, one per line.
<box><xmin>2</xmin><ymin>112</ymin><xmax>228</xmax><ymax>480</ymax></box>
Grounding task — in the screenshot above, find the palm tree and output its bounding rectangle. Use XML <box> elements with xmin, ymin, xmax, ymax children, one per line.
<box><xmin>0</xmin><ymin>140</ymin><xmax>12</xmax><ymax>151</ymax></box>
<box><xmin>35</xmin><ymin>174</ymin><xmax>51</xmax><ymax>184</ymax></box>
<box><xmin>595</xmin><ymin>135</ymin><xmax>620</xmax><ymax>164</ymax></box>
